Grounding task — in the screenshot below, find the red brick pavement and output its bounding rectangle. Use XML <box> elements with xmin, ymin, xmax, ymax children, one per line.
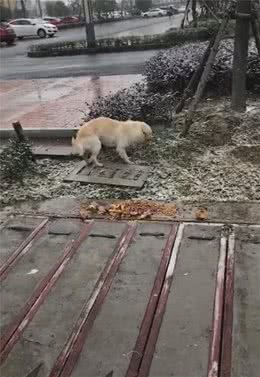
<box><xmin>0</xmin><ymin>75</ymin><xmax>141</xmax><ymax>129</ymax></box>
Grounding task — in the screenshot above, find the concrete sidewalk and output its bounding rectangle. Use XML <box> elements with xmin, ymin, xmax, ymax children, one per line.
<box><xmin>0</xmin><ymin>75</ymin><xmax>141</xmax><ymax>129</ymax></box>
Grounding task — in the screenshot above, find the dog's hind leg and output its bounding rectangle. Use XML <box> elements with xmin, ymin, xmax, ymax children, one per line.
<box><xmin>87</xmin><ymin>137</ymin><xmax>103</xmax><ymax>167</ymax></box>
<box><xmin>116</xmin><ymin>146</ymin><xmax>134</xmax><ymax>165</ymax></box>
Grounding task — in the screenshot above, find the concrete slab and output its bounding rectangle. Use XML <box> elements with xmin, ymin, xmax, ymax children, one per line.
<box><xmin>70</xmin><ymin>222</ymin><xmax>172</xmax><ymax>377</ymax></box>
<box><xmin>231</xmin><ymin>226</ymin><xmax>260</xmax><ymax>377</ymax></box>
<box><xmin>11</xmin><ymin>198</ymin><xmax>260</xmax><ymax>224</ymax></box>
<box><xmin>149</xmin><ymin>224</ymin><xmax>221</xmax><ymax>377</ymax></box>
<box><xmin>0</xmin><ymin>219</ymin><xmax>82</xmax><ymax>335</ymax></box>
<box><xmin>32</xmin><ymin>145</ymin><xmax>73</xmax><ymax>158</ymax></box>
<box><xmin>0</xmin><ymin>216</ymin><xmax>45</xmax><ymax>265</ymax></box>
<box><xmin>0</xmin><ymin>221</ymin><xmax>125</xmax><ymax>377</ymax></box>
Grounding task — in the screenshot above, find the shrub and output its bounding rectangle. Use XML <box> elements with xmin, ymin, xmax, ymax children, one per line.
<box><xmin>87</xmin><ymin>82</ymin><xmax>178</xmax><ymax>124</ymax></box>
<box><xmin>144</xmin><ymin>40</ymin><xmax>260</xmax><ymax>95</ymax></box>
<box><xmin>0</xmin><ymin>138</ymin><xmax>34</xmax><ymax>181</ymax></box>
<box><xmin>87</xmin><ymin>40</ymin><xmax>260</xmax><ymax>125</ymax></box>
<box><xmin>196</xmin><ymin>19</ymin><xmax>236</xmax><ymax>37</ymax></box>
<box><xmin>246</xmin><ymin>54</ymin><xmax>260</xmax><ymax>93</ymax></box>
<box><xmin>29</xmin><ymin>39</ymin><xmax>87</xmax><ymax>53</ymax></box>
<box><xmin>145</xmin><ymin>41</ymin><xmax>206</xmax><ymax>93</ymax></box>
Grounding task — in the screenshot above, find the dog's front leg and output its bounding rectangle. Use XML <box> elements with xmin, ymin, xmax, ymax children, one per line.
<box><xmin>86</xmin><ymin>138</ymin><xmax>103</xmax><ymax>167</ymax></box>
<box><xmin>116</xmin><ymin>146</ymin><xmax>134</xmax><ymax>165</ymax></box>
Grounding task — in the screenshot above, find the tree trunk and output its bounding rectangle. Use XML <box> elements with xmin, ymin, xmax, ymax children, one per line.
<box><xmin>12</xmin><ymin>122</ymin><xmax>36</xmax><ymax>162</ymax></box>
<box><xmin>82</xmin><ymin>0</ymin><xmax>96</xmax><ymax>47</ymax></box>
<box><xmin>37</xmin><ymin>0</ymin><xmax>43</xmax><ymax>18</ymax></box>
<box><xmin>251</xmin><ymin>17</ymin><xmax>260</xmax><ymax>55</ymax></box>
<box><xmin>181</xmin><ymin>2</ymin><xmax>233</xmax><ymax>136</ymax></box>
<box><xmin>7</xmin><ymin>0</ymin><xmax>13</xmax><ymax>17</ymax></box>
<box><xmin>192</xmin><ymin>0</ymin><xmax>197</xmax><ymax>27</ymax></box>
<box><xmin>251</xmin><ymin>1</ymin><xmax>260</xmax><ymax>55</ymax></box>
<box><xmin>13</xmin><ymin>122</ymin><xmax>26</xmax><ymax>142</ymax></box>
<box><xmin>20</xmin><ymin>0</ymin><xmax>27</xmax><ymax>18</ymax></box>
<box><xmin>78</xmin><ymin>4</ymin><xmax>82</xmax><ymax>19</ymax></box>
<box><xmin>181</xmin><ymin>0</ymin><xmax>191</xmax><ymax>29</ymax></box>
<box><xmin>174</xmin><ymin>34</ymin><xmax>216</xmax><ymax>114</ymax></box>
<box><xmin>231</xmin><ymin>0</ymin><xmax>251</xmax><ymax>112</ymax></box>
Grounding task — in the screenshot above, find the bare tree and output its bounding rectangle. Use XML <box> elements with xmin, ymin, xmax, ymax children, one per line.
<box><xmin>68</xmin><ymin>0</ymin><xmax>82</xmax><ymax>17</ymax></box>
<box><xmin>231</xmin><ymin>0</ymin><xmax>251</xmax><ymax>111</ymax></box>
<box><xmin>181</xmin><ymin>0</ymin><xmax>191</xmax><ymax>29</ymax></box>
<box><xmin>182</xmin><ymin>1</ymin><xmax>234</xmax><ymax>136</ymax></box>
<box><xmin>199</xmin><ymin>0</ymin><xmax>229</xmax><ymax>17</ymax></box>
<box><xmin>251</xmin><ymin>0</ymin><xmax>260</xmax><ymax>55</ymax></box>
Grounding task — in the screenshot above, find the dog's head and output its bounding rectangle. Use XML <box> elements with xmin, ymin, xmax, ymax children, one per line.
<box><xmin>71</xmin><ymin>136</ymin><xmax>84</xmax><ymax>156</ymax></box>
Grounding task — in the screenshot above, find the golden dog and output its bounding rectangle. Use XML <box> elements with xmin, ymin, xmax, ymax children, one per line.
<box><xmin>72</xmin><ymin>117</ymin><xmax>152</xmax><ymax>166</ymax></box>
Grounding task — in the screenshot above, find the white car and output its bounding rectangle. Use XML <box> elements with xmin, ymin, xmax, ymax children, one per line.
<box><xmin>112</xmin><ymin>11</ymin><xmax>122</xmax><ymax>19</ymax></box>
<box><xmin>142</xmin><ymin>8</ymin><xmax>167</xmax><ymax>17</ymax></box>
<box><xmin>9</xmin><ymin>18</ymin><xmax>58</xmax><ymax>39</ymax></box>
<box><xmin>178</xmin><ymin>6</ymin><xmax>186</xmax><ymax>13</ymax></box>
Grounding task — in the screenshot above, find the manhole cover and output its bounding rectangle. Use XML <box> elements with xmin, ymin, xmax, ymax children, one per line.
<box><xmin>64</xmin><ymin>161</ymin><xmax>150</xmax><ymax>188</ymax></box>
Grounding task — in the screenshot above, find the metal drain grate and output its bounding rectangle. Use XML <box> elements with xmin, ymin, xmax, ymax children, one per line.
<box><xmin>64</xmin><ymin>161</ymin><xmax>150</xmax><ymax>188</ymax></box>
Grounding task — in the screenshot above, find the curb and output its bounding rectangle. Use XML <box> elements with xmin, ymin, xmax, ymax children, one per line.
<box><xmin>27</xmin><ymin>44</ymin><xmax>168</xmax><ymax>58</ymax></box>
<box><xmin>0</xmin><ymin>128</ymin><xmax>79</xmax><ymax>140</ymax></box>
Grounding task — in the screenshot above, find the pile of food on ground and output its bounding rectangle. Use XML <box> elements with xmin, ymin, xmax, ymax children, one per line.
<box><xmin>80</xmin><ymin>200</ymin><xmax>178</xmax><ymax>220</ymax></box>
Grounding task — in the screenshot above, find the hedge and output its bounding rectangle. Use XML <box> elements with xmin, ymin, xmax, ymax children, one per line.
<box><xmin>86</xmin><ymin>82</ymin><xmax>178</xmax><ymax>124</ymax></box>
<box><xmin>87</xmin><ymin>40</ymin><xmax>260</xmax><ymax>124</ymax></box>
<box><xmin>28</xmin><ymin>27</ymin><xmax>214</xmax><ymax>57</ymax></box>
<box><xmin>144</xmin><ymin>40</ymin><xmax>260</xmax><ymax>95</ymax></box>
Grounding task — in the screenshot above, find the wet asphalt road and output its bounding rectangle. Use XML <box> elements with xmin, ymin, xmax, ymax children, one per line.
<box><xmin>0</xmin><ymin>15</ymin><xmax>182</xmax><ymax>80</ymax></box>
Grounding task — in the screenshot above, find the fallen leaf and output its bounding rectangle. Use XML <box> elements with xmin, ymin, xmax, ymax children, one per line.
<box><xmin>80</xmin><ymin>209</ymin><xmax>91</xmax><ymax>219</ymax></box>
<box><xmin>195</xmin><ymin>208</ymin><xmax>208</xmax><ymax>221</ymax></box>
<box><xmin>88</xmin><ymin>202</ymin><xmax>99</xmax><ymax>212</ymax></box>
<box><xmin>97</xmin><ymin>206</ymin><xmax>107</xmax><ymax>215</ymax></box>
<box><xmin>139</xmin><ymin>210</ymin><xmax>152</xmax><ymax>219</ymax></box>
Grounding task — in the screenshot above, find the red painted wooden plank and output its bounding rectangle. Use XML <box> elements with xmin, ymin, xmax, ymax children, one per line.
<box><xmin>0</xmin><ymin>221</ymin><xmax>93</xmax><ymax>364</ymax></box>
<box><xmin>49</xmin><ymin>222</ymin><xmax>137</xmax><ymax>377</ymax></box>
<box><xmin>137</xmin><ymin>224</ymin><xmax>185</xmax><ymax>377</ymax></box>
<box><xmin>220</xmin><ymin>231</ymin><xmax>235</xmax><ymax>377</ymax></box>
<box><xmin>125</xmin><ymin>224</ymin><xmax>178</xmax><ymax>377</ymax></box>
<box><xmin>207</xmin><ymin>232</ymin><xmax>228</xmax><ymax>377</ymax></box>
<box><xmin>0</xmin><ymin>218</ymin><xmax>49</xmax><ymax>282</ymax></box>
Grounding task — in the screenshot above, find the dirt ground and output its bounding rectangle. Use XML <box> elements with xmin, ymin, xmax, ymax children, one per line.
<box><xmin>0</xmin><ymin>97</ymin><xmax>259</xmax><ymax>207</ymax></box>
